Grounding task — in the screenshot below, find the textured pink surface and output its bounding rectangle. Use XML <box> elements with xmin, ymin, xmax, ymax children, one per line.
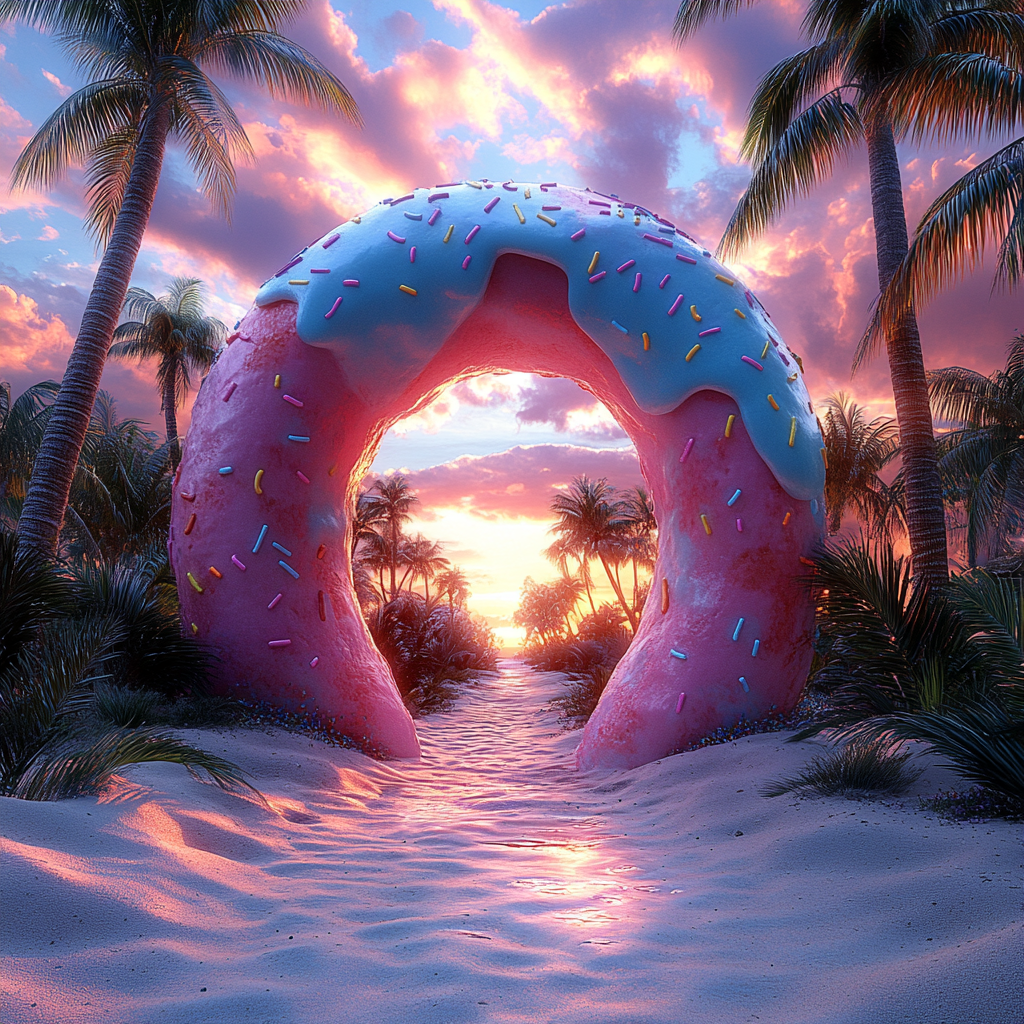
<box><xmin>173</xmin><ymin>255</ymin><xmax>820</xmax><ymax>764</ymax></box>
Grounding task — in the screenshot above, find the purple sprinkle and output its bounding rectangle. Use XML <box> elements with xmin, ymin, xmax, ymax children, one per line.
<box><xmin>680</xmin><ymin>437</ymin><xmax>694</xmax><ymax>463</ymax></box>
<box><xmin>736</xmin><ymin>518</ymin><xmax>743</xmax><ymax>532</ymax></box>
<box><xmin>465</xmin><ymin>225</ymin><xmax>480</xmax><ymax>243</ymax></box>
<box><xmin>698</xmin><ymin>327</ymin><xmax>721</xmax><ymax>337</ymax></box>
<box><xmin>268</xmin><ymin>639</ymin><xmax>291</xmax><ymax>648</ymax></box>
<box><xmin>643</xmin><ymin>233</ymin><xmax>674</xmax><ymax>247</ymax></box>
<box><xmin>428</xmin><ymin>208</ymin><xmax>441</xmax><ymax>225</ymax></box>
<box><xmin>502</xmin><ymin>182</ymin><xmax>518</xmax><ymax>191</ymax></box>
<box><xmin>484</xmin><ymin>196</ymin><xmax>501</xmax><ymax>213</ymax></box>
<box><xmin>387</xmin><ymin>230</ymin><xmax>405</xmax><ymax>243</ymax></box>
<box><xmin>589</xmin><ymin>200</ymin><xmax>611</xmax><ymax>207</ymax></box>
<box><xmin>658</xmin><ymin>226</ymin><xmax>675</xmax><ymax>234</ymax></box>
<box><xmin>658</xmin><ymin>217</ymin><xmax>676</xmax><ymax>228</ymax></box>
<box><xmin>268</xmin><ymin>593</ymin><xmax>283</xmax><ymax>610</ymax></box>
<box><xmin>343</xmin><ymin>279</ymin><xmax>359</xmax><ymax>287</ymax></box>
<box><xmin>570</xmin><ymin>229</ymin><xmax>586</xmax><ymax>241</ymax></box>
<box><xmin>310</xmin><ymin>657</ymin><xmax>319</xmax><ymax>668</ymax></box>
<box><xmin>540</xmin><ymin>182</ymin><xmax>557</xmax><ymax>188</ymax></box>
<box><xmin>462</xmin><ymin>255</ymin><xmax>472</xmax><ymax>269</ymax></box>
<box><xmin>310</xmin><ymin>268</ymin><xmax>330</xmax><ymax>274</ymax></box>
<box><xmin>659</xmin><ymin>274</ymin><xmax>670</xmax><ymax>289</ymax></box>
<box><xmin>617</xmin><ymin>260</ymin><xmax>636</xmax><ymax>273</ymax></box>
<box><xmin>231</xmin><ymin>555</ymin><xmax>246</xmax><ymax>571</ymax></box>
<box><xmin>390</xmin><ymin>193</ymin><xmax>414</xmax><ymax>205</ymax></box>
<box><xmin>676</xmin><ymin>253</ymin><xmax>697</xmax><ymax>264</ymax></box>
<box><xmin>633</xmin><ymin>273</ymin><xmax>642</xmax><ymax>293</ymax></box>
<box><xmin>429</xmin><ymin>192</ymin><xmax>450</xmax><ymax>201</ymax></box>
<box><xmin>403</xmin><ymin>211</ymin><xmax>422</xmax><ymax>221</ymax></box>
<box><xmin>542</xmin><ymin>205</ymin><xmax>561</xmax><ymax>211</ymax></box>
<box><xmin>599</xmin><ymin>209</ymin><xmax>611</xmax><ymax>215</ymax></box>
<box><xmin>409</xmin><ymin>246</ymin><xmax>416</xmax><ymax>263</ymax></box>
<box><xmin>222</xmin><ymin>382</ymin><xmax>238</xmax><ymax>402</ymax></box>
<box><xmin>703</xmin><ymin>250</ymin><xmax>712</xmax><ymax>257</ymax></box>
<box><xmin>589</xmin><ymin>271</ymin><xmax>606</xmax><ymax>283</ymax></box>
<box><xmin>667</xmin><ymin>294</ymin><xmax>684</xmax><ymax>316</ymax></box>
<box><xmin>745</xmin><ymin>289</ymin><xmax>754</xmax><ymax>307</ymax></box>
<box><xmin>274</xmin><ymin>256</ymin><xmax>303</xmax><ymax>277</ymax></box>
<box><xmin>675</xmin><ymin>692</ymin><xmax>686</xmax><ymax>714</ymax></box>
<box><xmin>741</xmin><ymin>355</ymin><xmax>764</xmax><ymax>371</ymax></box>
<box><xmin>321</xmin><ymin>233</ymin><xmax>340</xmax><ymax>248</ymax></box>
<box><xmin>283</xmin><ymin>394</ymin><xmax>304</xmax><ymax>407</ymax></box>
<box><xmin>324</xmin><ymin>297</ymin><xmax>342</xmax><ymax>319</ymax></box>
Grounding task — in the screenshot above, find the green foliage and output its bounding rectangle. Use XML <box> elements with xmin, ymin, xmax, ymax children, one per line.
<box><xmin>762</xmin><ymin>737</ymin><xmax>924</xmax><ymax>798</ymax></box>
<box><xmin>549</xmin><ymin>663</ymin><xmax>612</xmax><ymax>730</ymax></box>
<box><xmin>0</xmin><ymin>380</ymin><xmax>59</xmax><ymax>525</ymax></box>
<box><xmin>93</xmin><ymin>682</ymin><xmax>165</xmax><ymax>728</ymax></box>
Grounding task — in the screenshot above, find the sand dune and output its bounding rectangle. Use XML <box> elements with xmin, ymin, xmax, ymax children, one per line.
<box><xmin>1</xmin><ymin>662</ymin><xmax>1020</xmax><ymax>1023</ymax></box>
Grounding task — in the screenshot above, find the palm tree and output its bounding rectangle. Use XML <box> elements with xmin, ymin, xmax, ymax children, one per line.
<box><xmin>928</xmin><ymin>336</ymin><xmax>1024</xmax><ymax>566</ymax></box>
<box><xmin>544</xmin><ymin>534</ymin><xmax>597</xmax><ymax>615</ymax></box>
<box><xmin>435</xmin><ymin>567</ymin><xmax>471</xmax><ymax>619</ymax></box>
<box><xmin>0</xmin><ymin>381</ymin><xmax>59</xmax><ymax>525</ymax></box>
<box><xmin>620</xmin><ymin>486</ymin><xmax>658</xmax><ymax>615</ymax></box>
<box><xmin>5</xmin><ymin>0</ymin><xmax>361</xmax><ymax>557</ymax></box>
<box><xmin>821</xmin><ymin>392</ymin><xmax>900</xmax><ymax>535</ymax></box>
<box><xmin>109</xmin><ymin>278</ymin><xmax>225</xmax><ymax>467</ymax></box>
<box><xmin>399</xmin><ymin>535</ymin><xmax>449</xmax><ymax>605</ymax></box>
<box><xmin>674</xmin><ymin>1</ymin><xmax>1023</xmax><ymax>585</ymax></box>
<box><xmin>360</xmin><ymin>475</ymin><xmax>419</xmax><ymax>600</ymax></box>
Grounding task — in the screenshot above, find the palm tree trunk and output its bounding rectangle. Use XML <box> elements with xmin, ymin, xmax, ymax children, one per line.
<box><xmin>17</xmin><ymin>101</ymin><xmax>171</xmax><ymax>557</ymax></box>
<box><xmin>864</xmin><ymin>117</ymin><xmax>948</xmax><ymax>586</ymax></box>
<box><xmin>598</xmin><ymin>552</ymin><xmax>637</xmax><ymax>633</ymax></box>
<box><xmin>580</xmin><ymin>556</ymin><xmax>597</xmax><ymax>615</ymax></box>
<box><xmin>389</xmin><ymin>520</ymin><xmax>399</xmax><ymax>600</ymax></box>
<box><xmin>162</xmin><ymin>374</ymin><xmax>181</xmax><ymax>468</ymax></box>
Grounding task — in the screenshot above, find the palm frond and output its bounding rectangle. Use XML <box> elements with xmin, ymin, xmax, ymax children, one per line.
<box><xmin>673</xmin><ymin>0</ymin><xmax>762</xmax><ymax>41</ymax></box>
<box><xmin>82</xmin><ymin>124</ymin><xmax>139</xmax><ymax>246</ymax></box>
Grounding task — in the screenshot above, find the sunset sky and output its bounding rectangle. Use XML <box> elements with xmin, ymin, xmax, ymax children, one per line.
<box><xmin>1</xmin><ymin>0</ymin><xmax>1020</xmax><ymax>644</ymax></box>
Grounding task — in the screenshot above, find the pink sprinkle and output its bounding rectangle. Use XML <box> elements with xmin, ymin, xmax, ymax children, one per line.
<box><xmin>659</xmin><ymin>274</ymin><xmax>670</xmax><ymax>289</ymax></box>
<box><xmin>643</xmin><ymin>233</ymin><xmax>674</xmax><ymax>247</ymax></box>
<box><xmin>589</xmin><ymin>200</ymin><xmax>611</xmax><ymax>207</ymax></box>
<box><xmin>322</xmin><ymin>233</ymin><xmax>340</xmax><ymax>248</ymax></box>
<box><xmin>570</xmin><ymin>229</ymin><xmax>586</xmax><ymax>241</ymax></box>
<box><xmin>429</xmin><ymin>192</ymin><xmax>449</xmax><ymax>201</ymax></box>
<box><xmin>310</xmin><ymin>268</ymin><xmax>330</xmax><ymax>274</ymax></box>
<box><xmin>268</xmin><ymin>639</ymin><xmax>291</xmax><ymax>648</ymax></box>
<box><xmin>589</xmin><ymin>271</ymin><xmax>606</xmax><ymax>283</ymax></box>
<box><xmin>462</xmin><ymin>255</ymin><xmax>472</xmax><ymax>269</ymax></box>
<box><xmin>633</xmin><ymin>273</ymin><xmax>642</xmax><ymax>293</ymax></box>
<box><xmin>676</xmin><ymin>253</ymin><xmax>697</xmax><ymax>264</ymax></box>
<box><xmin>283</xmin><ymin>394</ymin><xmax>304</xmax><ymax>407</ymax></box>
<box><xmin>484</xmin><ymin>196</ymin><xmax>501</xmax><ymax>213</ymax></box>
<box><xmin>297</xmin><ymin>470</ymin><xmax>310</xmax><ymax>484</ymax></box>
<box><xmin>542</xmin><ymin>205</ymin><xmax>561</xmax><ymax>211</ymax></box>
<box><xmin>502</xmin><ymin>182</ymin><xmax>518</xmax><ymax>191</ymax></box>
<box><xmin>736</xmin><ymin>518</ymin><xmax>743</xmax><ymax>532</ymax></box>
<box><xmin>680</xmin><ymin>437</ymin><xmax>694</xmax><ymax>462</ymax></box>
<box><xmin>268</xmin><ymin>593</ymin><xmax>283</xmax><ymax>610</ymax></box>
<box><xmin>274</xmin><ymin>256</ymin><xmax>303</xmax><ymax>277</ymax></box>
<box><xmin>387</xmin><ymin>230</ymin><xmax>405</xmax><ymax>243</ymax></box>
<box><xmin>428</xmin><ymin>208</ymin><xmax>441</xmax><ymax>225</ymax></box>
<box><xmin>324</xmin><ymin>297</ymin><xmax>342</xmax><ymax>319</ymax></box>
<box><xmin>390</xmin><ymin>193</ymin><xmax>414</xmax><ymax>205</ymax></box>
<box><xmin>465</xmin><ymin>225</ymin><xmax>480</xmax><ymax>243</ymax></box>
<box><xmin>617</xmin><ymin>260</ymin><xmax>636</xmax><ymax>273</ymax></box>
<box><xmin>310</xmin><ymin>657</ymin><xmax>319</xmax><ymax>668</ymax></box>
<box><xmin>343</xmin><ymin>279</ymin><xmax>359</xmax><ymax>287</ymax></box>
<box><xmin>222</xmin><ymin>382</ymin><xmax>238</xmax><ymax>402</ymax></box>
<box><xmin>231</xmin><ymin>555</ymin><xmax>246</xmax><ymax>571</ymax></box>
<box><xmin>741</xmin><ymin>355</ymin><xmax>764</xmax><ymax>371</ymax></box>
<box><xmin>667</xmin><ymin>294</ymin><xmax>684</xmax><ymax>316</ymax></box>
<box><xmin>745</xmin><ymin>289</ymin><xmax>754</xmax><ymax>307</ymax></box>
<box><xmin>698</xmin><ymin>327</ymin><xmax>721</xmax><ymax>337</ymax></box>
<box><xmin>675</xmin><ymin>692</ymin><xmax>686</xmax><ymax>714</ymax></box>
<box><xmin>409</xmin><ymin>246</ymin><xmax>416</xmax><ymax>263</ymax></box>
<box><xmin>599</xmin><ymin>209</ymin><xmax>610</xmax><ymax>215</ymax></box>
<box><xmin>540</xmin><ymin>182</ymin><xmax>557</xmax><ymax>188</ymax></box>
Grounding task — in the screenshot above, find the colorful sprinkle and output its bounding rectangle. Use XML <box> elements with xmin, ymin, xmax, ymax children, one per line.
<box><xmin>428</xmin><ymin>208</ymin><xmax>441</xmax><ymax>226</ymax></box>
<box><xmin>268</xmin><ymin>592</ymin><xmax>283</xmax><ymax>610</ymax></box>
<box><xmin>736</xmin><ymin>518</ymin><xmax>743</xmax><ymax>532</ymax></box>
<box><xmin>187</xmin><ymin>572</ymin><xmax>204</xmax><ymax>593</ymax></box>
<box><xmin>387</xmin><ymin>231</ymin><xmax>405</xmax><ymax>243</ymax></box>
<box><xmin>671</xmin><ymin>650</ymin><xmax>688</xmax><ymax>661</ymax></box>
<box><xmin>715</xmin><ymin>274</ymin><xmax>735</xmax><ymax>286</ymax></box>
<box><xmin>661</xmin><ymin>578</ymin><xmax>669</xmax><ymax>613</ymax></box>
<box><xmin>611</xmin><ymin>320</ymin><xmax>628</xmax><ymax>333</ymax></box>
<box><xmin>734</xmin><ymin>308</ymin><xmax>746</xmax><ymax>319</ymax></box>
<box><xmin>762</xmin><ymin>339</ymin><xmax>771</xmax><ymax>358</ymax></box>
<box><xmin>253</xmin><ymin>524</ymin><xmax>268</xmax><ymax>553</ymax></box>
<box><xmin>768</xmin><ymin>394</ymin><xmax>780</xmax><ymax>410</ymax></box>
<box><xmin>675</xmin><ymin>691</ymin><xmax>687</xmax><ymax>713</ymax></box>
<box><xmin>821</xmin><ymin>448</ymin><xmax>828</xmax><ymax>468</ymax></box>
<box><xmin>513</xmin><ymin>204</ymin><xmax>525</xmax><ymax>224</ymax></box>
<box><xmin>537</xmin><ymin>213</ymin><xmax>557</xmax><ymax>226</ymax></box>
<box><xmin>322</xmin><ymin>233</ymin><xmax>340</xmax><ymax>248</ymax></box>
<box><xmin>659</xmin><ymin>274</ymin><xmax>670</xmax><ymax>288</ymax></box>
<box><xmin>484</xmin><ymin>196</ymin><xmax>501</xmax><ymax>213</ymax></box>
<box><xmin>272</xmin><ymin>541</ymin><xmax>292</xmax><ymax>557</ymax></box>
<box><xmin>318</xmin><ymin>590</ymin><xmax>326</xmax><ymax>621</ymax></box>
<box><xmin>698</xmin><ymin>327</ymin><xmax>720</xmax><ymax>337</ymax></box>
<box><xmin>343</xmin><ymin>279</ymin><xmax>359</xmax><ymax>287</ymax></box>
<box><xmin>316</xmin><ymin>544</ymin><xmax>326</xmax><ymax>559</ymax></box>
<box><xmin>690</xmin><ymin>305</ymin><xmax>701</xmax><ymax>321</ymax></box>
<box><xmin>741</xmin><ymin>356</ymin><xmax>764</xmax><ymax>371</ymax></box>
<box><xmin>218</xmin><ymin>466</ymin><xmax>233</xmax><ymax>475</ymax></box>
<box><xmin>633</xmin><ymin>273</ymin><xmax>642</xmax><ymax>293</ymax></box>
<box><xmin>223</xmin><ymin>382</ymin><xmax>238</xmax><ymax>401</ymax></box>
<box><xmin>283</xmin><ymin>394</ymin><xmax>303</xmax><ymax>407</ymax></box>
<box><xmin>274</xmin><ymin>375</ymin><xmax>281</xmax><ymax>388</ymax></box>
<box><xmin>725</xmin><ymin>414</ymin><xmax>735</xmax><ymax>438</ymax></box>
<box><xmin>462</xmin><ymin>255</ymin><xmax>472</xmax><ymax>270</ymax></box>
<box><xmin>700</xmin><ymin>513</ymin><xmax>712</xmax><ymax>535</ymax></box>
<box><xmin>589</xmin><ymin>271</ymin><xmax>606</xmax><ymax>283</ymax></box>
<box><xmin>643</xmin><ymin>233</ymin><xmax>673</xmax><ymax>247</ymax></box>
<box><xmin>399</xmin><ymin>284</ymin><xmax>417</xmax><ymax>296</ymax></box>
<box><xmin>254</xmin><ymin>469</ymin><xmax>264</xmax><ymax>495</ymax></box>
<box><xmin>429</xmin><ymin>192</ymin><xmax>450</xmax><ymax>201</ymax></box>
<box><xmin>325</xmin><ymin>297</ymin><xmax>342</xmax><ymax>319</ymax></box>
<box><xmin>570</xmin><ymin>228</ymin><xmax>586</xmax><ymax>241</ymax></box>
<box><xmin>676</xmin><ymin>254</ymin><xmax>697</xmax><ymax>264</ymax></box>
<box><xmin>297</xmin><ymin>470</ymin><xmax>311</xmax><ymax>484</ymax></box>
<box><xmin>751</xmin><ymin>639</ymin><xmax>760</xmax><ymax>657</ymax></box>
<box><xmin>409</xmin><ymin>246</ymin><xmax>416</xmax><ymax>263</ymax></box>
<box><xmin>782</xmin><ymin>512</ymin><xmax>792</xmax><ymax>526</ymax></box>
<box><xmin>617</xmin><ymin>260</ymin><xmax>636</xmax><ymax>273</ymax></box>
<box><xmin>310</xmin><ymin>657</ymin><xmax>319</xmax><ymax>668</ymax></box>
<box><xmin>642</xmin><ymin>331</ymin><xmax>650</xmax><ymax>351</ymax></box>
<box><xmin>209</xmin><ymin>566</ymin><xmax>223</xmax><ymax>579</ymax></box>
<box><xmin>588</xmin><ymin>251</ymin><xmax>600</xmax><ymax>274</ymax></box>
<box><xmin>740</xmin><ymin>676</ymin><xmax>749</xmax><ymax>693</ymax></box>
<box><xmin>279</xmin><ymin>560</ymin><xmax>300</xmax><ymax>579</ymax></box>
<box><xmin>732</xmin><ymin>617</ymin><xmax>745</xmax><ymax>641</ymax></box>
<box><xmin>403</xmin><ymin>211</ymin><xmax>422</xmax><ymax>221</ymax></box>
<box><xmin>466</xmin><ymin>180</ymin><xmax>483</xmax><ymax>189</ymax></box>
<box><xmin>727</xmin><ymin>489</ymin><xmax>741</xmax><ymax>506</ymax></box>
<box><xmin>667</xmin><ymin>294</ymin><xmax>684</xmax><ymax>316</ymax></box>
<box><xmin>231</xmin><ymin>555</ymin><xmax>246</xmax><ymax>571</ymax></box>
<box><xmin>685</xmin><ymin>344</ymin><xmax>701</xmax><ymax>362</ymax></box>
<box><xmin>268</xmin><ymin>639</ymin><xmax>291</xmax><ymax>648</ymax></box>
<box><xmin>789</xmin><ymin>417</ymin><xmax>797</xmax><ymax>447</ymax></box>
<box><xmin>465</xmin><ymin>225</ymin><xmax>480</xmax><ymax>243</ymax></box>
<box><xmin>184</xmin><ymin>513</ymin><xmax>196</xmax><ymax>536</ymax></box>
<box><xmin>274</xmin><ymin>257</ymin><xmax>302</xmax><ymax>277</ymax></box>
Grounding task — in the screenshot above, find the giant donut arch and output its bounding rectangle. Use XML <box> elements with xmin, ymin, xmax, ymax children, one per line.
<box><xmin>171</xmin><ymin>180</ymin><xmax>824</xmax><ymax>770</ymax></box>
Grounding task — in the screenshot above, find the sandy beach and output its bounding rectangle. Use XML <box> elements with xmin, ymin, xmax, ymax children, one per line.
<box><xmin>2</xmin><ymin>661</ymin><xmax>1020</xmax><ymax>1023</ymax></box>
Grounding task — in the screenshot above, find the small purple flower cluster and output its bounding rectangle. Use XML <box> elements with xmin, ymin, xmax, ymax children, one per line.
<box><xmin>682</xmin><ymin>691</ymin><xmax>832</xmax><ymax>752</ymax></box>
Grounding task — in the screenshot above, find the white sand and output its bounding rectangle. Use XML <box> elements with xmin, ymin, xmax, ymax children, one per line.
<box><xmin>2</xmin><ymin>661</ymin><xmax>1020</xmax><ymax>1023</ymax></box>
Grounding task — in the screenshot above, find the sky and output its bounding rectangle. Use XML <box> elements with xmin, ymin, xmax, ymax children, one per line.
<box><xmin>1</xmin><ymin>0</ymin><xmax>1020</xmax><ymax>645</ymax></box>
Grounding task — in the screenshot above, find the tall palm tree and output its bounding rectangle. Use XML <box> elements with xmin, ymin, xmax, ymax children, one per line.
<box><xmin>821</xmin><ymin>392</ymin><xmax>900</xmax><ymax>535</ymax></box>
<box><xmin>5</xmin><ymin>0</ymin><xmax>361</xmax><ymax>557</ymax></box>
<box><xmin>544</xmin><ymin>534</ymin><xmax>597</xmax><ymax>615</ymax></box>
<box><xmin>109</xmin><ymin>278</ymin><xmax>225</xmax><ymax>467</ymax></box>
<box><xmin>0</xmin><ymin>381</ymin><xmax>59</xmax><ymax>525</ymax></box>
<box><xmin>435</xmin><ymin>567</ymin><xmax>471</xmax><ymax>618</ymax></box>
<box><xmin>929</xmin><ymin>335</ymin><xmax>1024</xmax><ymax>566</ymax></box>
<box><xmin>674</xmin><ymin>1</ymin><xmax>1023</xmax><ymax>585</ymax></box>
<box><xmin>620</xmin><ymin>485</ymin><xmax>657</xmax><ymax>614</ymax></box>
<box><xmin>361</xmin><ymin>475</ymin><xmax>419</xmax><ymax>600</ymax></box>
<box><xmin>399</xmin><ymin>535</ymin><xmax>449</xmax><ymax>605</ymax></box>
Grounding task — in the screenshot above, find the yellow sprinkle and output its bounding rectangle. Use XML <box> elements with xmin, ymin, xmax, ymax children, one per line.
<box><xmin>399</xmin><ymin>284</ymin><xmax>417</xmax><ymax>295</ymax></box>
<box><xmin>768</xmin><ymin>394</ymin><xmax>780</xmax><ymax>410</ymax></box>
<box><xmin>523</xmin><ymin>187</ymin><xmax>531</xmax><ymax>199</ymax></box>
<box><xmin>191</xmin><ymin>622</ymin><xmax>198</xmax><ymax>634</ymax></box>
<box><xmin>537</xmin><ymin>213</ymin><xmax>556</xmax><ymax>227</ymax></box>
<box><xmin>466</xmin><ymin>180</ymin><xmax>483</xmax><ymax>189</ymax></box>
<box><xmin>513</xmin><ymin>203</ymin><xmax>525</xmax><ymax>224</ymax></box>
<box><xmin>254</xmin><ymin>468</ymin><xmax>264</xmax><ymax>495</ymax></box>
<box><xmin>787</xmin><ymin>372</ymin><xmax>798</xmax><ymax>382</ymax></box>
<box><xmin>443</xmin><ymin>225</ymin><xmax>454</xmax><ymax>244</ymax></box>
<box><xmin>642</xmin><ymin>332</ymin><xmax>650</xmax><ymax>351</ymax></box>
<box><xmin>715</xmin><ymin>274</ymin><xmax>735</xmax><ymax>286</ymax></box>
<box><xmin>661</xmin><ymin>577</ymin><xmax>669</xmax><ymax>614</ymax></box>
<box><xmin>783</xmin><ymin>511</ymin><xmax>792</xmax><ymax>526</ymax></box>
<box><xmin>690</xmin><ymin>305</ymin><xmax>702</xmax><ymax>322</ymax></box>
<box><xmin>685</xmin><ymin>344</ymin><xmax>701</xmax><ymax>362</ymax></box>
<box><xmin>617</xmin><ymin>209</ymin><xmax>624</xmax><ymax>218</ymax></box>
<box><xmin>734</xmin><ymin>308</ymin><xmax>746</xmax><ymax>319</ymax></box>
<box><xmin>789</xmin><ymin>416</ymin><xmax>797</xmax><ymax>447</ymax></box>
<box><xmin>209</xmin><ymin>566</ymin><xmax>223</xmax><ymax>579</ymax></box>
<box><xmin>588</xmin><ymin>251</ymin><xmax>600</xmax><ymax>275</ymax></box>
<box><xmin>288</xmin><ymin>279</ymin><xmax>309</xmax><ymax>286</ymax></box>
<box><xmin>700</xmin><ymin>514</ymin><xmax>712</xmax><ymax>536</ymax></box>
<box><xmin>725</xmin><ymin>413</ymin><xmax>735</xmax><ymax>438</ymax></box>
<box><xmin>634</xmin><ymin>216</ymin><xmax>641</xmax><ymax>225</ymax></box>
<box><xmin>274</xmin><ymin>374</ymin><xmax>281</xmax><ymax>388</ymax></box>
<box><xmin>821</xmin><ymin>447</ymin><xmax>829</xmax><ymax>469</ymax></box>
<box><xmin>761</xmin><ymin>340</ymin><xmax>770</xmax><ymax>358</ymax></box>
<box><xmin>352</xmin><ymin>216</ymin><xmax>361</xmax><ymax>224</ymax></box>
<box><xmin>186</xmin><ymin>572</ymin><xmax>204</xmax><ymax>594</ymax></box>
<box><xmin>328</xmin><ymin>463</ymin><xmax>337</xmax><ymax>476</ymax></box>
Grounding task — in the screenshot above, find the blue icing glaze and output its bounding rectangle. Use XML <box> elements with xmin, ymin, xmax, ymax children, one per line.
<box><xmin>255</xmin><ymin>182</ymin><xmax>825</xmax><ymax>499</ymax></box>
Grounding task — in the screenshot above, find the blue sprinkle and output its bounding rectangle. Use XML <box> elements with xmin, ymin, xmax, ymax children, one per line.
<box><xmin>218</xmin><ymin>466</ymin><xmax>233</xmax><ymax>475</ymax></box>
<box><xmin>611</xmin><ymin>320</ymin><xmax>628</xmax><ymax>333</ymax></box>
<box><xmin>732</xmin><ymin>617</ymin><xmax>745</xmax><ymax>641</ymax></box>
<box><xmin>811</xmin><ymin>498</ymin><xmax>819</xmax><ymax>514</ymax></box>
<box><xmin>252</xmin><ymin>524</ymin><xmax>268</xmax><ymax>553</ymax></box>
<box><xmin>751</xmin><ymin>639</ymin><xmax>760</xmax><ymax>657</ymax></box>
<box><xmin>279</xmin><ymin>560</ymin><xmax>299</xmax><ymax>579</ymax></box>
<box><xmin>670</xmin><ymin>649</ymin><xmax>687</xmax><ymax>660</ymax></box>
<box><xmin>403</xmin><ymin>211</ymin><xmax>423</xmax><ymax>220</ymax></box>
<box><xmin>658</xmin><ymin>226</ymin><xmax>675</xmax><ymax>234</ymax></box>
<box><xmin>272</xmin><ymin>541</ymin><xmax>292</xmax><ymax>556</ymax></box>
<box><xmin>727</xmin><ymin>488</ymin><xmax>741</xmax><ymax>506</ymax></box>
<box><xmin>287</xmin><ymin>435</ymin><xmax>311</xmax><ymax>442</ymax></box>
<box><xmin>739</xmin><ymin>676</ymin><xmax>750</xmax><ymax>693</ymax></box>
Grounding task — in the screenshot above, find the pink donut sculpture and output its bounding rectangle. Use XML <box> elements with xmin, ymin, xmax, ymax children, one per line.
<box><xmin>171</xmin><ymin>180</ymin><xmax>824</xmax><ymax>768</ymax></box>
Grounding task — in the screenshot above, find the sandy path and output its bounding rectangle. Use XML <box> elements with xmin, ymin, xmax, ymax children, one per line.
<box><xmin>2</xmin><ymin>661</ymin><xmax>1021</xmax><ymax>1023</ymax></box>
